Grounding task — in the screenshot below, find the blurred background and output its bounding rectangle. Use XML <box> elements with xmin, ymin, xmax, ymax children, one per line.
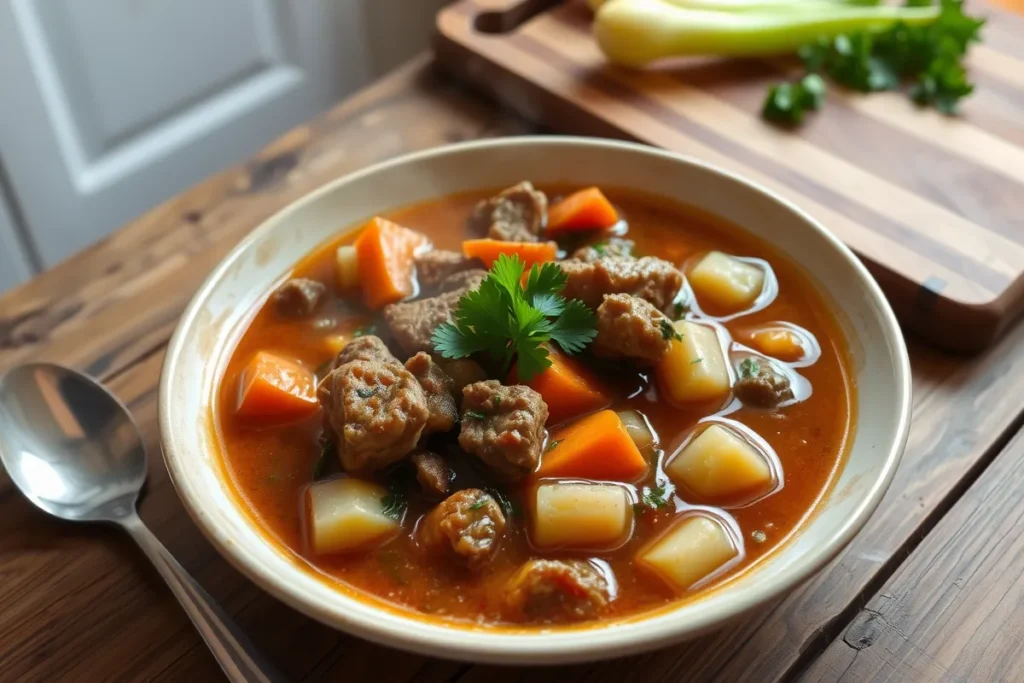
<box><xmin>0</xmin><ymin>0</ymin><xmax>450</xmax><ymax>294</ymax></box>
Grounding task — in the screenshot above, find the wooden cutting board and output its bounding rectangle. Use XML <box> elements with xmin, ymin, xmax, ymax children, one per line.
<box><xmin>434</xmin><ymin>0</ymin><xmax>1024</xmax><ymax>352</ymax></box>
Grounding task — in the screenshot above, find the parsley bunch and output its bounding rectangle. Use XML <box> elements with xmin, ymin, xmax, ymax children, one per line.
<box><xmin>431</xmin><ymin>254</ymin><xmax>597</xmax><ymax>382</ymax></box>
<box><xmin>763</xmin><ymin>0</ymin><xmax>984</xmax><ymax>125</ymax></box>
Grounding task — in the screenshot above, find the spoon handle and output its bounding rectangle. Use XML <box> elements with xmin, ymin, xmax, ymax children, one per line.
<box><xmin>121</xmin><ymin>514</ymin><xmax>286</xmax><ymax>683</ymax></box>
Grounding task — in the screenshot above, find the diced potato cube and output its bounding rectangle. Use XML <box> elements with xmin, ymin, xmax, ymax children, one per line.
<box><xmin>336</xmin><ymin>245</ymin><xmax>359</xmax><ymax>290</ymax></box>
<box><xmin>656</xmin><ymin>321</ymin><xmax>730</xmax><ymax>404</ymax></box>
<box><xmin>689</xmin><ymin>251</ymin><xmax>764</xmax><ymax>312</ymax></box>
<box><xmin>637</xmin><ymin>515</ymin><xmax>738</xmax><ymax>593</ymax></box>
<box><xmin>665</xmin><ymin>424</ymin><xmax>772</xmax><ymax>502</ymax></box>
<box><xmin>617</xmin><ymin>409</ymin><xmax>656</xmax><ymax>451</ymax></box>
<box><xmin>532</xmin><ymin>482</ymin><xmax>632</xmax><ymax>550</ymax></box>
<box><xmin>306</xmin><ymin>478</ymin><xmax>400</xmax><ymax>554</ymax></box>
<box><xmin>750</xmin><ymin>326</ymin><xmax>805</xmax><ymax>362</ymax></box>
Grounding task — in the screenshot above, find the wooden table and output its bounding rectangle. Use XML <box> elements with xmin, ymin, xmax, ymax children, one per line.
<box><xmin>2</xmin><ymin>55</ymin><xmax>1023</xmax><ymax>683</ymax></box>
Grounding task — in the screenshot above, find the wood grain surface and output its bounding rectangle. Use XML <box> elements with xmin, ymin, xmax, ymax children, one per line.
<box><xmin>435</xmin><ymin>0</ymin><xmax>1024</xmax><ymax>351</ymax></box>
<box><xmin>2</xmin><ymin>55</ymin><xmax>1024</xmax><ymax>683</ymax></box>
<box><xmin>800</xmin><ymin>425</ymin><xmax>1024</xmax><ymax>682</ymax></box>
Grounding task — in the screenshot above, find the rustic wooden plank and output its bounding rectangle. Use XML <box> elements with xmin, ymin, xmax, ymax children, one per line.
<box><xmin>0</xmin><ymin>55</ymin><xmax>531</xmax><ymax>382</ymax></box>
<box><xmin>799</xmin><ymin>420</ymin><xmax>1024</xmax><ymax>682</ymax></box>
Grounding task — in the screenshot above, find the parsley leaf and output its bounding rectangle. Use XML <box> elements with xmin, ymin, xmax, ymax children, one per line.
<box><xmin>469</xmin><ymin>499</ymin><xmax>487</xmax><ymax>511</ymax></box>
<box><xmin>353</xmin><ymin>323</ymin><xmax>377</xmax><ymax>338</ymax></box>
<box><xmin>380</xmin><ymin>490</ymin><xmax>406</xmax><ymax>520</ymax></box>
<box><xmin>356</xmin><ymin>387</ymin><xmax>377</xmax><ymax>399</ymax></box>
<box><xmin>550</xmin><ymin>299</ymin><xmax>597</xmax><ymax>354</ymax></box>
<box><xmin>546</xmin><ymin>439</ymin><xmax>562</xmax><ymax>452</ymax></box>
<box><xmin>465</xmin><ymin>410</ymin><xmax>487</xmax><ymax>421</ymax></box>
<box><xmin>660</xmin><ymin>319</ymin><xmax>683</xmax><ymax>342</ymax></box>
<box><xmin>636</xmin><ymin>485</ymin><xmax>673</xmax><ymax>511</ymax></box>
<box><xmin>432</xmin><ymin>254</ymin><xmax>597</xmax><ymax>382</ymax></box>
<box><xmin>739</xmin><ymin>357</ymin><xmax>761</xmax><ymax>379</ymax></box>
<box><xmin>766</xmin><ymin>0</ymin><xmax>984</xmax><ymax>125</ymax></box>
<box><xmin>762</xmin><ymin>73</ymin><xmax>827</xmax><ymax>126</ymax></box>
<box><xmin>691</xmin><ymin>357</ymin><xmax>704</xmax><ymax>365</ymax></box>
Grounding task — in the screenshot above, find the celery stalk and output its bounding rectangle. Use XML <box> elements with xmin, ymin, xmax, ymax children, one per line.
<box><xmin>594</xmin><ymin>0</ymin><xmax>940</xmax><ymax>66</ymax></box>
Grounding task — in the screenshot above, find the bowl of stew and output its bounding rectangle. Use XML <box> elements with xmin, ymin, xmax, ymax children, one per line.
<box><xmin>160</xmin><ymin>136</ymin><xmax>910</xmax><ymax>663</ymax></box>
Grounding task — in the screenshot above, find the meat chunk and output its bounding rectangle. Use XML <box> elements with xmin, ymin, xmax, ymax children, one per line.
<box><xmin>437</xmin><ymin>269</ymin><xmax>487</xmax><ymax>294</ymax></box>
<box><xmin>459</xmin><ymin>380</ymin><xmax>548</xmax><ymax>481</ymax></box>
<box><xmin>333</xmin><ymin>335</ymin><xmax>398</xmax><ymax>368</ymax></box>
<box><xmin>592</xmin><ymin>294</ymin><xmax>672</xmax><ymax>367</ymax></box>
<box><xmin>317</xmin><ymin>360</ymin><xmax>428</xmax><ymax>472</ymax></box>
<box><xmin>415</xmin><ymin>250</ymin><xmax>482</xmax><ymax>288</ymax></box>
<box><xmin>417</xmin><ymin>488</ymin><xmax>506</xmax><ymax>568</ymax></box>
<box><xmin>470</xmin><ymin>182</ymin><xmax>547</xmax><ymax>242</ymax></box>
<box><xmin>503</xmin><ymin>559</ymin><xmax>611</xmax><ymax>623</ymax></box>
<box><xmin>559</xmin><ymin>256</ymin><xmax>684</xmax><ymax>313</ymax></box>
<box><xmin>573</xmin><ymin>237</ymin><xmax>635</xmax><ymax>263</ymax></box>
<box><xmin>437</xmin><ymin>359</ymin><xmax>488</xmax><ymax>401</ymax></box>
<box><xmin>410</xmin><ymin>450</ymin><xmax>452</xmax><ymax>498</ymax></box>
<box><xmin>383</xmin><ymin>272</ymin><xmax>485</xmax><ymax>355</ymax></box>
<box><xmin>404</xmin><ymin>352</ymin><xmax>458</xmax><ymax>433</ymax></box>
<box><xmin>272</xmin><ymin>278</ymin><xmax>326</xmax><ymax>317</ymax></box>
<box><xmin>734</xmin><ymin>358</ymin><xmax>795</xmax><ymax>408</ymax></box>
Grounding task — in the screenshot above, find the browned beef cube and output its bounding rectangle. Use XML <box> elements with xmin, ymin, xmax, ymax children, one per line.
<box><xmin>458</xmin><ymin>380</ymin><xmax>548</xmax><ymax>481</ymax></box>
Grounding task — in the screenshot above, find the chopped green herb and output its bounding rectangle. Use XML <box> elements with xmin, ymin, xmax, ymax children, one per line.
<box><xmin>312</xmin><ymin>439</ymin><xmax>333</xmax><ymax>479</ymax></box>
<box><xmin>673</xmin><ymin>301</ymin><xmax>689</xmax><ymax>320</ymax></box>
<box><xmin>691</xmin><ymin>357</ymin><xmax>704</xmax><ymax>365</ymax></box>
<box><xmin>546</xmin><ymin>439</ymin><xmax>562</xmax><ymax>453</ymax></box>
<box><xmin>765</xmin><ymin>0</ymin><xmax>984</xmax><ymax>125</ymax></box>
<box><xmin>639</xmin><ymin>485</ymin><xmax>673</xmax><ymax>510</ymax></box>
<box><xmin>632</xmin><ymin>502</ymin><xmax>645</xmax><ymax>515</ymax></box>
<box><xmin>469</xmin><ymin>499</ymin><xmax>488</xmax><ymax>511</ymax></box>
<box><xmin>466</xmin><ymin>410</ymin><xmax>487</xmax><ymax>421</ymax></box>
<box><xmin>592</xmin><ymin>242</ymin><xmax>607</xmax><ymax>255</ymax></box>
<box><xmin>493</xmin><ymin>396</ymin><xmax>502</xmax><ymax>411</ymax></box>
<box><xmin>356</xmin><ymin>387</ymin><xmax>377</xmax><ymax>399</ymax></box>
<box><xmin>353</xmin><ymin>323</ymin><xmax>377</xmax><ymax>338</ymax></box>
<box><xmin>380</xmin><ymin>491</ymin><xmax>407</xmax><ymax>520</ymax></box>
<box><xmin>762</xmin><ymin>73</ymin><xmax>827</xmax><ymax>126</ymax></box>
<box><xmin>739</xmin><ymin>357</ymin><xmax>761</xmax><ymax>379</ymax></box>
<box><xmin>485</xmin><ymin>487</ymin><xmax>519</xmax><ymax>519</ymax></box>
<box><xmin>431</xmin><ymin>254</ymin><xmax>597</xmax><ymax>382</ymax></box>
<box><xmin>660</xmin><ymin>319</ymin><xmax>683</xmax><ymax>342</ymax></box>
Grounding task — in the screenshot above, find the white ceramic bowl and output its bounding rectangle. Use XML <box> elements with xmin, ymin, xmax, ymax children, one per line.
<box><xmin>160</xmin><ymin>137</ymin><xmax>911</xmax><ymax>664</ymax></box>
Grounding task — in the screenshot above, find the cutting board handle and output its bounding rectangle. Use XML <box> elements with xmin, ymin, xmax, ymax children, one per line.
<box><xmin>468</xmin><ymin>0</ymin><xmax>565</xmax><ymax>34</ymax></box>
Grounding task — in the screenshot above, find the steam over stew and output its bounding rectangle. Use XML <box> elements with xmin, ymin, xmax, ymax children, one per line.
<box><xmin>217</xmin><ymin>183</ymin><xmax>854</xmax><ymax>626</ymax></box>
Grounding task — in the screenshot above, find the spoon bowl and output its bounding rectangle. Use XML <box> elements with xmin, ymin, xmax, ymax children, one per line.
<box><xmin>0</xmin><ymin>362</ymin><xmax>282</xmax><ymax>683</ymax></box>
<box><xmin>0</xmin><ymin>363</ymin><xmax>146</xmax><ymax>522</ymax></box>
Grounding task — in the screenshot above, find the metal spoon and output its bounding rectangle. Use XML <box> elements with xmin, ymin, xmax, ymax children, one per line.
<box><xmin>0</xmin><ymin>363</ymin><xmax>284</xmax><ymax>683</ymax></box>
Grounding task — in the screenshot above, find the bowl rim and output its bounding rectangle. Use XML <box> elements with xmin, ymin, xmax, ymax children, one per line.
<box><xmin>159</xmin><ymin>135</ymin><xmax>912</xmax><ymax>663</ymax></box>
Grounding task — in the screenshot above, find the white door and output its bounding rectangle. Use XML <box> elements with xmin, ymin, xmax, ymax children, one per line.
<box><xmin>0</xmin><ymin>0</ymin><xmax>448</xmax><ymax>269</ymax></box>
<box><xmin>0</xmin><ymin>189</ymin><xmax>33</xmax><ymax>293</ymax></box>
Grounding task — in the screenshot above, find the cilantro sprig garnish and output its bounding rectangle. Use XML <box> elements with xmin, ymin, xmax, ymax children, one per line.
<box><xmin>431</xmin><ymin>254</ymin><xmax>597</xmax><ymax>382</ymax></box>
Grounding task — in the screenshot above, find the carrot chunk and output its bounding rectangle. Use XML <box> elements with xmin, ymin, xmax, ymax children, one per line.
<box><xmin>355</xmin><ymin>217</ymin><xmax>429</xmax><ymax>309</ymax></box>
<box><xmin>536</xmin><ymin>410</ymin><xmax>648</xmax><ymax>482</ymax></box>
<box><xmin>510</xmin><ymin>346</ymin><xmax>611</xmax><ymax>425</ymax></box>
<box><xmin>547</xmin><ymin>187</ymin><xmax>619</xmax><ymax>232</ymax></box>
<box><xmin>462</xmin><ymin>239</ymin><xmax>558</xmax><ymax>268</ymax></box>
<box><xmin>236</xmin><ymin>351</ymin><xmax>318</xmax><ymax>420</ymax></box>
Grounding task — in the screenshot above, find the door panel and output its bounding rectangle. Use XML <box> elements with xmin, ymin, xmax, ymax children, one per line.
<box><xmin>0</xmin><ymin>190</ymin><xmax>33</xmax><ymax>294</ymax></box>
<box><xmin>0</xmin><ymin>0</ymin><xmax>363</xmax><ymax>267</ymax></box>
<box><xmin>0</xmin><ymin>0</ymin><xmax>447</xmax><ymax>269</ymax></box>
